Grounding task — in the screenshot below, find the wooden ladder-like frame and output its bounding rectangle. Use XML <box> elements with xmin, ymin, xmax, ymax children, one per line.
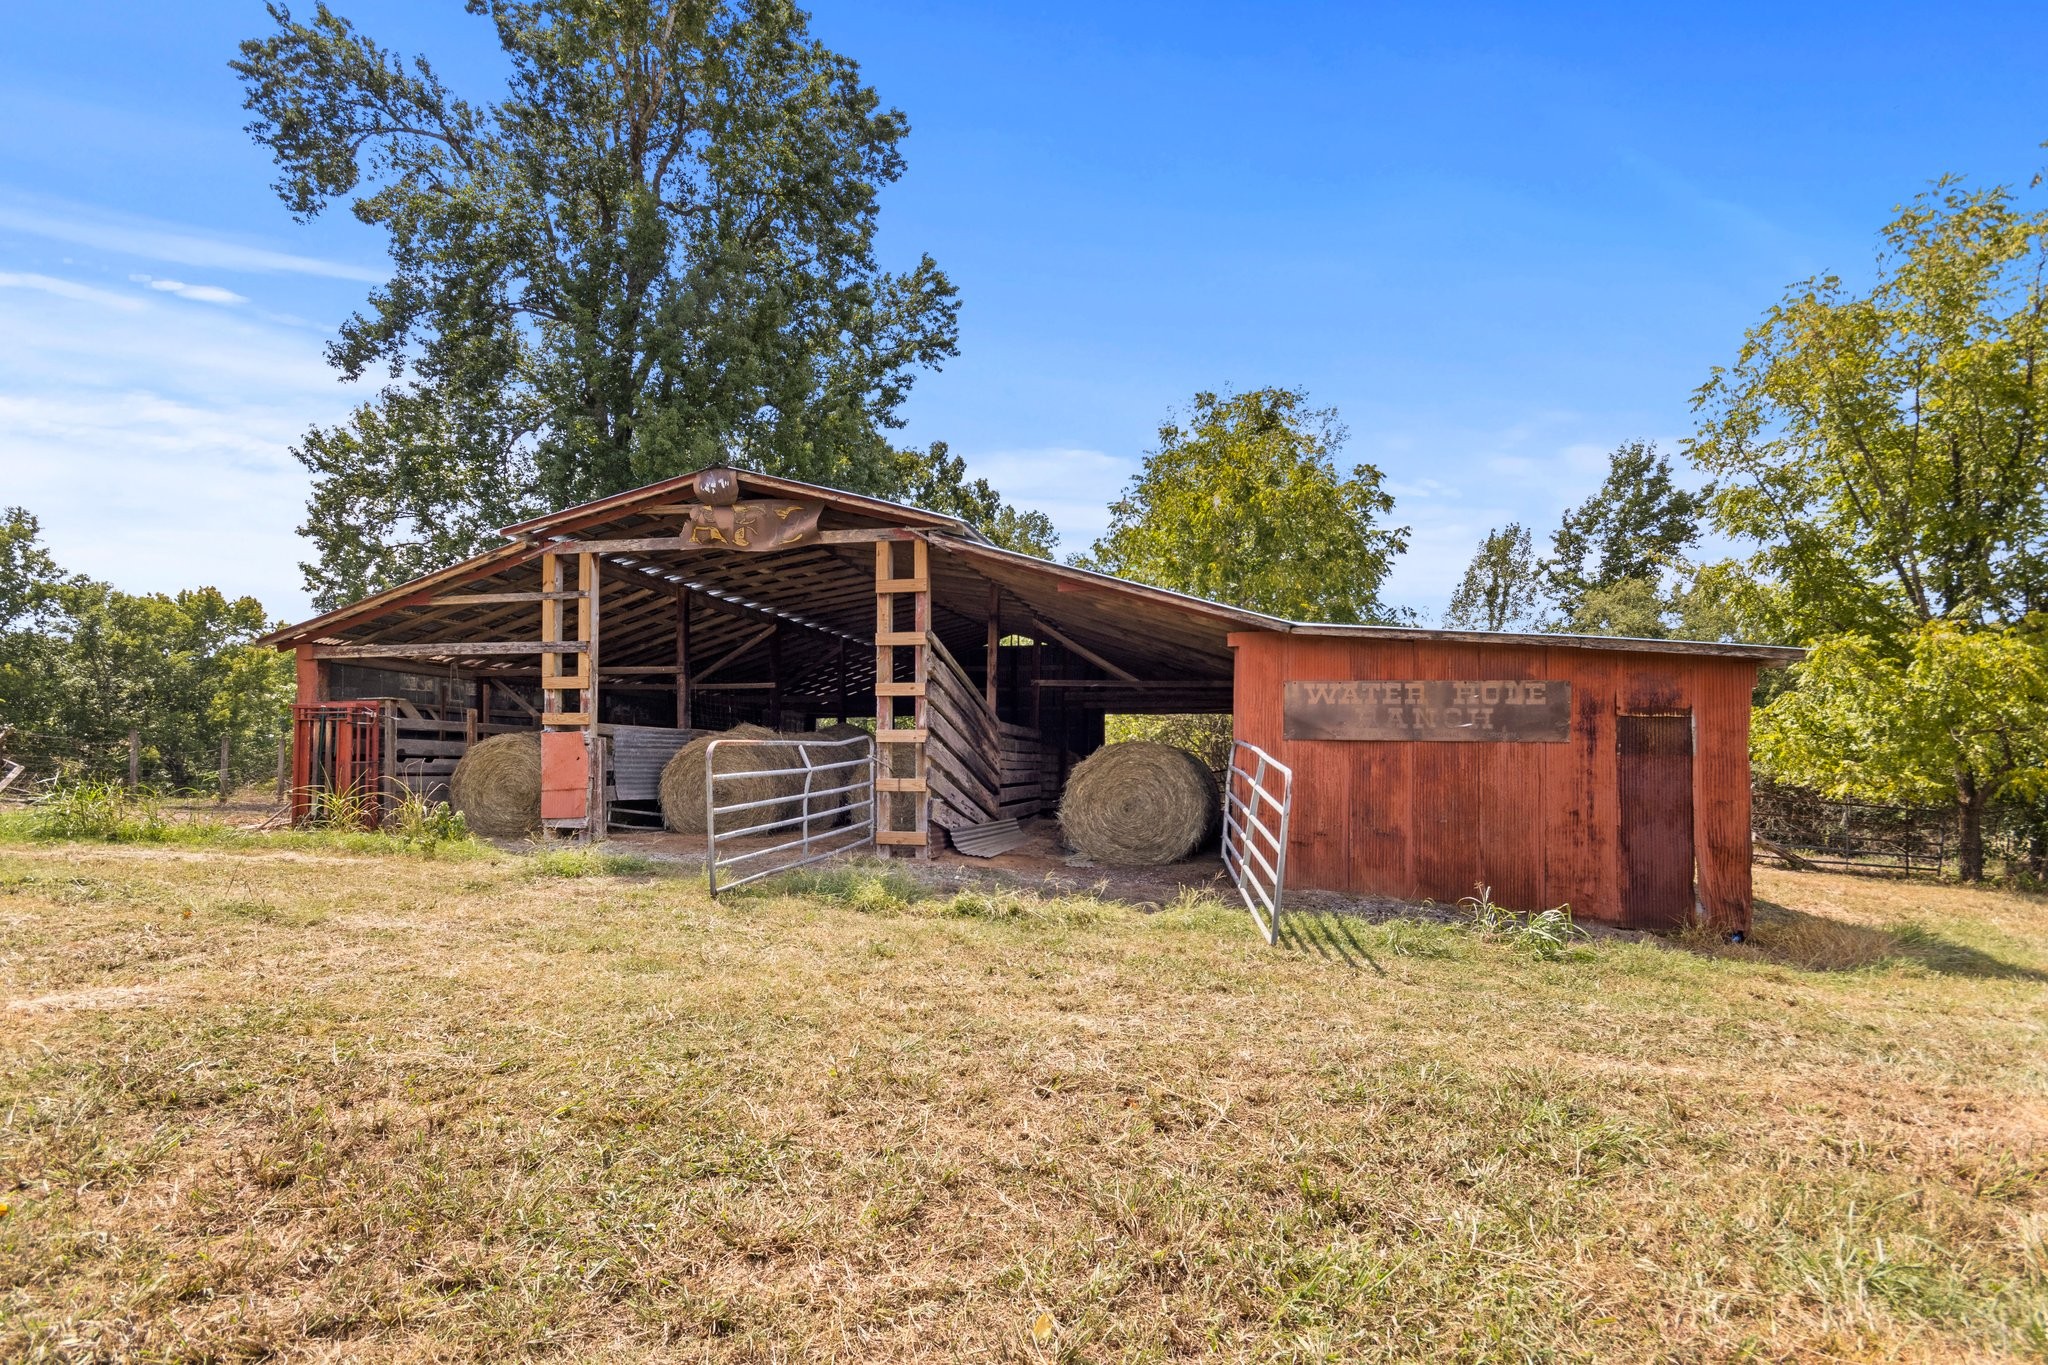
<box><xmin>874</xmin><ymin>537</ymin><xmax>931</xmax><ymax>856</ymax></box>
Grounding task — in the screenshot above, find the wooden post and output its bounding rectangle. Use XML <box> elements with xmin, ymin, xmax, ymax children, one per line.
<box><xmin>836</xmin><ymin>637</ymin><xmax>848</xmax><ymax>725</ymax></box>
<box><xmin>984</xmin><ymin>580</ymin><xmax>1000</xmax><ymax>713</ymax></box>
<box><xmin>874</xmin><ymin>536</ymin><xmax>931</xmax><ymax>858</ymax></box>
<box><xmin>274</xmin><ymin>734</ymin><xmax>289</xmax><ymax>799</ymax></box>
<box><xmin>127</xmin><ymin>730</ymin><xmax>140</xmax><ymax>792</ymax></box>
<box><xmin>217</xmin><ymin>733</ymin><xmax>231</xmax><ymax>804</ymax></box>
<box><xmin>675</xmin><ymin>588</ymin><xmax>692</xmax><ymax>729</ymax></box>
<box><xmin>583</xmin><ymin>552</ymin><xmax>602</xmax><ymax>843</ymax></box>
<box><xmin>767</xmin><ymin>625</ymin><xmax>782</xmax><ymax>730</ymax></box>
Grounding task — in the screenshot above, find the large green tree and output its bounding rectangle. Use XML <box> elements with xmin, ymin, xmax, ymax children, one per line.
<box><xmin>0</xmin><ymin>510</ymin><xmax>292</xmax><ymax>792</ymax></box>
<box><xmin>237</xmin><ymin>0</ymin><xmax>966</xmax><ymax>607</ymax></box>
<box><xmin>1079</xmin><ymin>388</ymin><xmax>1409</xmax><ymax>623</ymax></box>
<box><xmin>1544</xmin><ymin>440</ymin><xmax>1704</xmax><ymax>631</ymax></box>
<box><xmin>1690</xmin><ymin>178</ymin><xmax>2048</xmax><ymax>876</ymax></box>
<box><xmin>1443</xmin><ymin>521</ymin><xmax>1543</xmax><ymax>631</ymax></box>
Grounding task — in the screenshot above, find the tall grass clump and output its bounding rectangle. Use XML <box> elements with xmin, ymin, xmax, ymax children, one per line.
<box><xmin>27</xmin><ymin>781</ymin><xmax>173</xmax><ymax>843</ymax></box>
<box><xmin>1459</xmin><ymin>885</ymin><xmax>1593</xmax><ymax>961</ymax></box>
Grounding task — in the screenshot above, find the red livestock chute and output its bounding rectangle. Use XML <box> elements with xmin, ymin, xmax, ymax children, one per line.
<box><xmin>290</xmin><ymin>700</ymin><xmax>385</xmax><ymax>827</ymax></box>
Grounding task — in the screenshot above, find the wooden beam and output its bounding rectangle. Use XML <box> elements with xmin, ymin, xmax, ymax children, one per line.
<box><xmin>1029</xmin><ymin>617</ymin><xmax>1140</xmax><ymax>682</ymax></box>
<box><xmin>676</xmin><ymin>587</ymin><xmax>691</xmax><ymax>729</ymax></box>
<box><xmin>985</xmin><ymin>581</ymin><xmax>1000</xmax><ymax>711</ymax></box>
<box><xmin>312</xmin><ymin>641</ymin><xmax>586</xmax><ymax>659</ymax></box>
<box><xmin>692</xmin><ymin>622</ymin><xmax>776</xmax><ymax>685</ymax></box>
<box><xmin>426</xmin><ymin>591</ymin><xmax>582</xmax><ymax>606</ymax></box>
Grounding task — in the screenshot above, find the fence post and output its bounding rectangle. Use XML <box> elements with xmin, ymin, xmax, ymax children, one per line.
<box><xmin>218</xmin><ymin>734</ymin><xmax>231</xmax><ymax>805</ymax></box>
<box><xmin>128</xmin><ymin>730</ymin><xmax>140</xmax><ymax>792</ymax></box>
<box><xmin>275</xmin><ymin>734</ymin><xmax>289</xmax><ymax>800</ymax></box>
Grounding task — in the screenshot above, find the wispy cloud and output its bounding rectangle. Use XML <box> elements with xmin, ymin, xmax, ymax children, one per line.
<box><xmin>959</xmin><ymin>446</ymin><xmax>1135</xmax><ymax>553</ymax></box>
<box><xmin>131</xmin><ymin>273</ymin><xmax>250</xmax><ymax>306</ymax></box>
<box><xmin>0</xmin><ymin>270</ymin><xmax>144</xmax><ymax>311</ymax></box>
<box><xmin>0</xmin><ymin>197</ymin><xmax>382</xmax><ymax>282</ymax></box>
<box><xmin>0</xmin><ymin>268</ymin><xmax>350</xmax><ymax>616</ymax></box>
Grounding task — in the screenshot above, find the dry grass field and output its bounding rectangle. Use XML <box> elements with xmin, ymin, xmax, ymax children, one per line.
<box><xmin>2</xmin><ymin>834</ymin><xmax>2045</xmax><ymax>1362</ymax></box>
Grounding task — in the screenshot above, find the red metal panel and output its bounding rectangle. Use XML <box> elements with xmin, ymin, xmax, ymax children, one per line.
<box><xmin>540</xmin><ymin>731</ymin><xmax>591</xmax><ymax>822</ymax></box>
<box><xmin>1542</xmin><ymin>650</ymin><xmax>1621</xmax><ymax>924</ymax></box>
<box><xmin>1341</xmin><ymin>638</ymin><xmax>1415</xmax><ymax>898</ymax></box>
<box><xmin>1617</xmin><ymin>713</ymin><xmax>1695</xmax><ymax>931</ymax></box>
<box><xmin>1475</xmin><ymin>644</ymin><xmax>1546</xmax><ymax>913</ymax></box>
<box><xmin>1692</xmin><ymin>661</ymin><xmax>1758</xmax><ymax>935</ymax></box>
<box><xmin>1281</xmin><ymin>636</ymin><xmax>1351</xmax><ymax>890</ymax></box>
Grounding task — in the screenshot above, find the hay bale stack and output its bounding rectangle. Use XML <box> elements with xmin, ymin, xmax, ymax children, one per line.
<box><xmin>448</xmin><ymin>732</ymin><xmax>543</xmax><ymax>838</ymax></box>
<box><xmin>803</xmin><ymin>722</ymin><xmax>873</xmax><ymax>826</ymax></box>
<box><xmin>1058</xmin><ymin>741</ymin><xmax>1218</xmax><ymax>866</ymax></box>
<box><xmin>658</xmin><ymin>724</ymin><xmax>802</xmax><ymax>835</ymax></box>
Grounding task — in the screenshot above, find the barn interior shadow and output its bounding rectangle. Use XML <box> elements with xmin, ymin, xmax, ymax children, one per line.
<box><xmin>1697</xmin><ymin>899</ymin><xmax>2048</xmax><ymax>980</ymax></box>
<box><xmin>1277</xmin><ymin>909</ymin><xmax>1387</xmax><ymax>975</ymax></box>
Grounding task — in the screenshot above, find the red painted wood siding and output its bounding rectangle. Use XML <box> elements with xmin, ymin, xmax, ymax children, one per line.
<box><xmin>1229</xmin><ymin>632</ymin><xmax>1758</xmax><ymax>930</ymax></box>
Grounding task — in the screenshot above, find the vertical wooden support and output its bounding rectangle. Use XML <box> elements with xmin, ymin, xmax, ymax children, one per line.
<box><xmin>275</xmin><ymin>735</ymin><xmax>289</xmax><ymax>799</ymax></box>
<box><xmin>984</xmin><ymin>580</ymin><xmax>1000</xmax><ymax>713</ymax></box>
<box><xmin>539</xmin><ymin>549</ymin><xmax>602</xmax><ymax>839</ymax></box>
<box><xmin>836</xmin><ymin>637</ymin><xmax>849</xmax><ymax>725</ymax></box>
<box><xmin>874</xmin><ymin>536</ymin><xmax>932</xmax><ymax>857</ymax></box>
<box><xmin>675</xmin><ymin>587</ymin><xmax>692</xmax><ymax>729</ymax></box>
<box><xmin>217</xmin><ymin>734</ymin><xmax>231</xmax><ymax>804</ymax></box>
<box><xmin>767</xmin><ymin>626</ymin><xmax>784</xmax><ymax>729</ymax></box>
<box><xmin>127</xmin><ymin>730</ymin><xmax>140</xmax><ymax>792</ymax></box>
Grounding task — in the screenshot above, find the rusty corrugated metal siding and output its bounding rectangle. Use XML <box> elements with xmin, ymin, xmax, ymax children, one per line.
<box><xmin>1229</xmin><ymin>632</ymin><xmax>1759</xmax><ymax>931</ymax></box>
<box><xmin>1617</xmin><ymin>713</ymin><xmax>1696</xmax><ymax>931</ymax></box>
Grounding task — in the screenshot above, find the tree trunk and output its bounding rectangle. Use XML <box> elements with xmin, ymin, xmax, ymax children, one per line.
<box><xmin>1957</xmin><ymin>771</ymin><xmax>1987</xmax><ymax>882</ymax></box>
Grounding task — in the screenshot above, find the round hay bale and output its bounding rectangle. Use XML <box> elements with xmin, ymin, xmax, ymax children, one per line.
<box><xmin>803</xmin><ymin>722</ymin><xmax>873</xmax><ymax>827</ymax></box>
<box><xmin>658</xmin><ymin>724</ymin><xmax>802</xmax><ymax>835</ymax></box>
<box><xmin>1058</xmin><ymin>741</ymin><xmax>1218</xmax><ymax>866</ymax></box>
<box><xmin>448</xmin><ymin>731</ymin><xmax>542</xmax><ymax>838</ymax></box>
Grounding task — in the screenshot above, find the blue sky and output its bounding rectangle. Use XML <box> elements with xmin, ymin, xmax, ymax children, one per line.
<box><xmin>3</xmin><ymin>1</ymin><xmax>2045</xmax><ymax>622</ymax></box>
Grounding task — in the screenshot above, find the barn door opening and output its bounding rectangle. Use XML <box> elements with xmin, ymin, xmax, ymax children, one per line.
<box><xmin>1617</xmin><ymin>712</ymin><xmax>1694</xmax><ymax>931</ymax></box>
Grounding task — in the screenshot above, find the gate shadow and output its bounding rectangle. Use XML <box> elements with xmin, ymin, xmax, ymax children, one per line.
<box><xmin>1276</xmin><ymin>908</ymin><xmax>1387</xmax><ymax>975</ymax></box>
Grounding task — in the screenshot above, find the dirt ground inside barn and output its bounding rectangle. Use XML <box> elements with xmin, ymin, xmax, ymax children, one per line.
<box><xmin>608</xmin><ymin>816</ymin><xmax>1451</xmax><ymax>922</ymax></box>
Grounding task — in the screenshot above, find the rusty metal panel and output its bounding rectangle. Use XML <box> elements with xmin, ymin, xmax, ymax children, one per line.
<box><xmin>1617</xmin><ymin>713</ymin><xmax>1695</xmax><ymax>931</ymax></box>
<box><xmin>1283</xmin><ymin>679</ymin><xmax>1571</xmax><ymax>741</ymax></box>
<box><xmin>540</xmin><ymin>731</ymin><xmax>591</xmax><ymax>823</ymax></box>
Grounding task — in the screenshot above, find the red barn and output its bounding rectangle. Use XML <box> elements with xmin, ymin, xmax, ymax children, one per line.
<box><xmin>264</xmin><ymin>467</ymin><xmax>1797</xmax><ymax>933</ymax></box>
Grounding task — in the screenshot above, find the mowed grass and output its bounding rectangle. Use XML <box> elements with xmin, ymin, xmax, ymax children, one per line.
<box><xmin>1</xmin><ymin>841</ymin><xmax>2045</xmax><ymax>1363</ymax></box>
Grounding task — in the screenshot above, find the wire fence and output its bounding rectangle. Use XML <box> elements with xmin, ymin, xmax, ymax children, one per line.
<box><xmin>0</xmin><ymin>721</ymin><xmax>291</xmax><ymax>804</ymax></box>
<box><xmin>1753</xmin><ymin>780</ymin><xmax>2045</xmax><ymax>881</ymax></box>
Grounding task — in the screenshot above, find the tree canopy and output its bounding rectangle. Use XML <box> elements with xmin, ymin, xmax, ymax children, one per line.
<box><xmin>1443</xmin><ymin>522</ymin><xmax>1543</xmax><ymax>631</ymax></box>
<box><xmin>1691</xmin><ymin>178</ymin><xmax>2048</xmax><ymax>876</ymax></box>
<box><xmin>0</xmin><ymin>509</ymin><xmax>293</xmax><ymax>791</ymax></box>
<box><xmin>237</xmin><ymin>0</ymin><xmax>973</xmax><ymax>607</ymax></box>
<box><xmin>1079</xmin><ymin>389</ymin><xmax>1409</xmax><ymax>623</ymax></box>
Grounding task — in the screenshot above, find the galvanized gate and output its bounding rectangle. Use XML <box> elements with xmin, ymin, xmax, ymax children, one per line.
<box><xmin>705</xmin><ymin>734</ymin><xmax>876</xmax><ymax>895</ymax></box>
<box><xmin>1221</xmin><ymin>740</ymin><xmax>1293</xmax><ymax>944</ymax></box>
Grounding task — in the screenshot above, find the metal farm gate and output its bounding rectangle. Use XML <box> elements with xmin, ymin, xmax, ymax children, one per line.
<box><xmin>290</xmin><ymin>700</ymin><xmax>385</xmax><ymax>826</ymax></box>
<box><xmin>1222</xmin><ymin>740</ymin><xmax>1293</xmax><ymax>945</ymax></box>
<box><xmin>705</xmin><ymin>733</ymin><xmax>876</xmax><ymax>894</ymax></box>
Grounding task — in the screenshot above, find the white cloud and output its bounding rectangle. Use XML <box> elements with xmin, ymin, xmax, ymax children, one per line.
<box><xmin>0</xmin><ymin>272</ymin><xmax>351</xmax><ymax>618</ymax></box>
<box><xmin>0</xmin><ymin>270</ymin><xmax>144</xmax><ymax>311</ymax></box>
<box><xmin>0</xmin><ymin>197</ymin><xmax>383</xmax><ymax>282</ymax></box>
<box><xmin>130</xmin><ymin>273</ymin><xmax>250</xmax><ymax>306</ymax></box>
<box><xmin>958</xmin><ymin>446</ymin><xmax>1135</xmax><ymax>553</ymax></box>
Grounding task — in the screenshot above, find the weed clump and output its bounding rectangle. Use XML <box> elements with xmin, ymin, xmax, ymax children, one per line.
<box><xmin>1459</xmin><ymin>886</ymin><xmax>1592</xmax><ymax>961</ymax></box>
<box><xmin>27</xmin><ymin>781</ymin><xmax>179</xmax><ymax>843</ymax></box>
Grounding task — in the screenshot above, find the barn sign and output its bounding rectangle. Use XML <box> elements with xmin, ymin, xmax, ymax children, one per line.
<box><xmin>681</xmin><ymin>500</ymin><xmax>821</xmax><ymax>551</ymax></box>
<box><xmin>1283</xmin><ymin>679</ymin><xmax>1572</xmax><ymax>742</ymax></box>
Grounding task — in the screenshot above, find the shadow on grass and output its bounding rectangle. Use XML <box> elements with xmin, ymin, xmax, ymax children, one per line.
<box><xmin>1703</xmin><ymin>900</ymin><xmax>2048</xmax><ymax>980</ymax></box>
<box><xmin>1277</xmin><ymin>908</ymin><xmax>1387</xmax><ymax>975</ymax></box>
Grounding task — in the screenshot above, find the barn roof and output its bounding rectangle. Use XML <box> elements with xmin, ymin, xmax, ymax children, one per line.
<box><xmin>262</xmin><ymin>467</ymin><xmax>1803</xmax><ymax>698</ymax></box>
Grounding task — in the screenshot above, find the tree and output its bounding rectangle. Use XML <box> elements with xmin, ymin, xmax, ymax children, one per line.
<box><xmin>1755</xmin><ymin>623</ymin><xmax>2048</xmax><ymax>879</ymax></box>
<box><xmin>890</xmin><ymin>442</ymin><xmax>1056</xmax><ymax>557</ymax></box>
<box><xmin>0</xmin><ymin>511</ymin><xmax>292</xmax><ymax>791</ymax></box>
<box><xmin>1689</xmin><ymin>178</ymin><xmax>2048</xmax><ymax>875</ymax></box>
<box><xmin>1544</xmin><ymin>440</ymin><xmax>1704</xmax><ymax>623</ymax></box>
<box><xmin>1444</xmin><ymin>522</ymin><xmax>1543</xmax><ymax>631</ymax></box>
<box><xmin>1079</xmin><ymin>389</ymin><xmax>1409</xmax><ymax>622</ymax></box>
<box><xmin>237</xmin><ymin>1</ymin><xmax>966</xmax><ymax>607</ymax></box>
